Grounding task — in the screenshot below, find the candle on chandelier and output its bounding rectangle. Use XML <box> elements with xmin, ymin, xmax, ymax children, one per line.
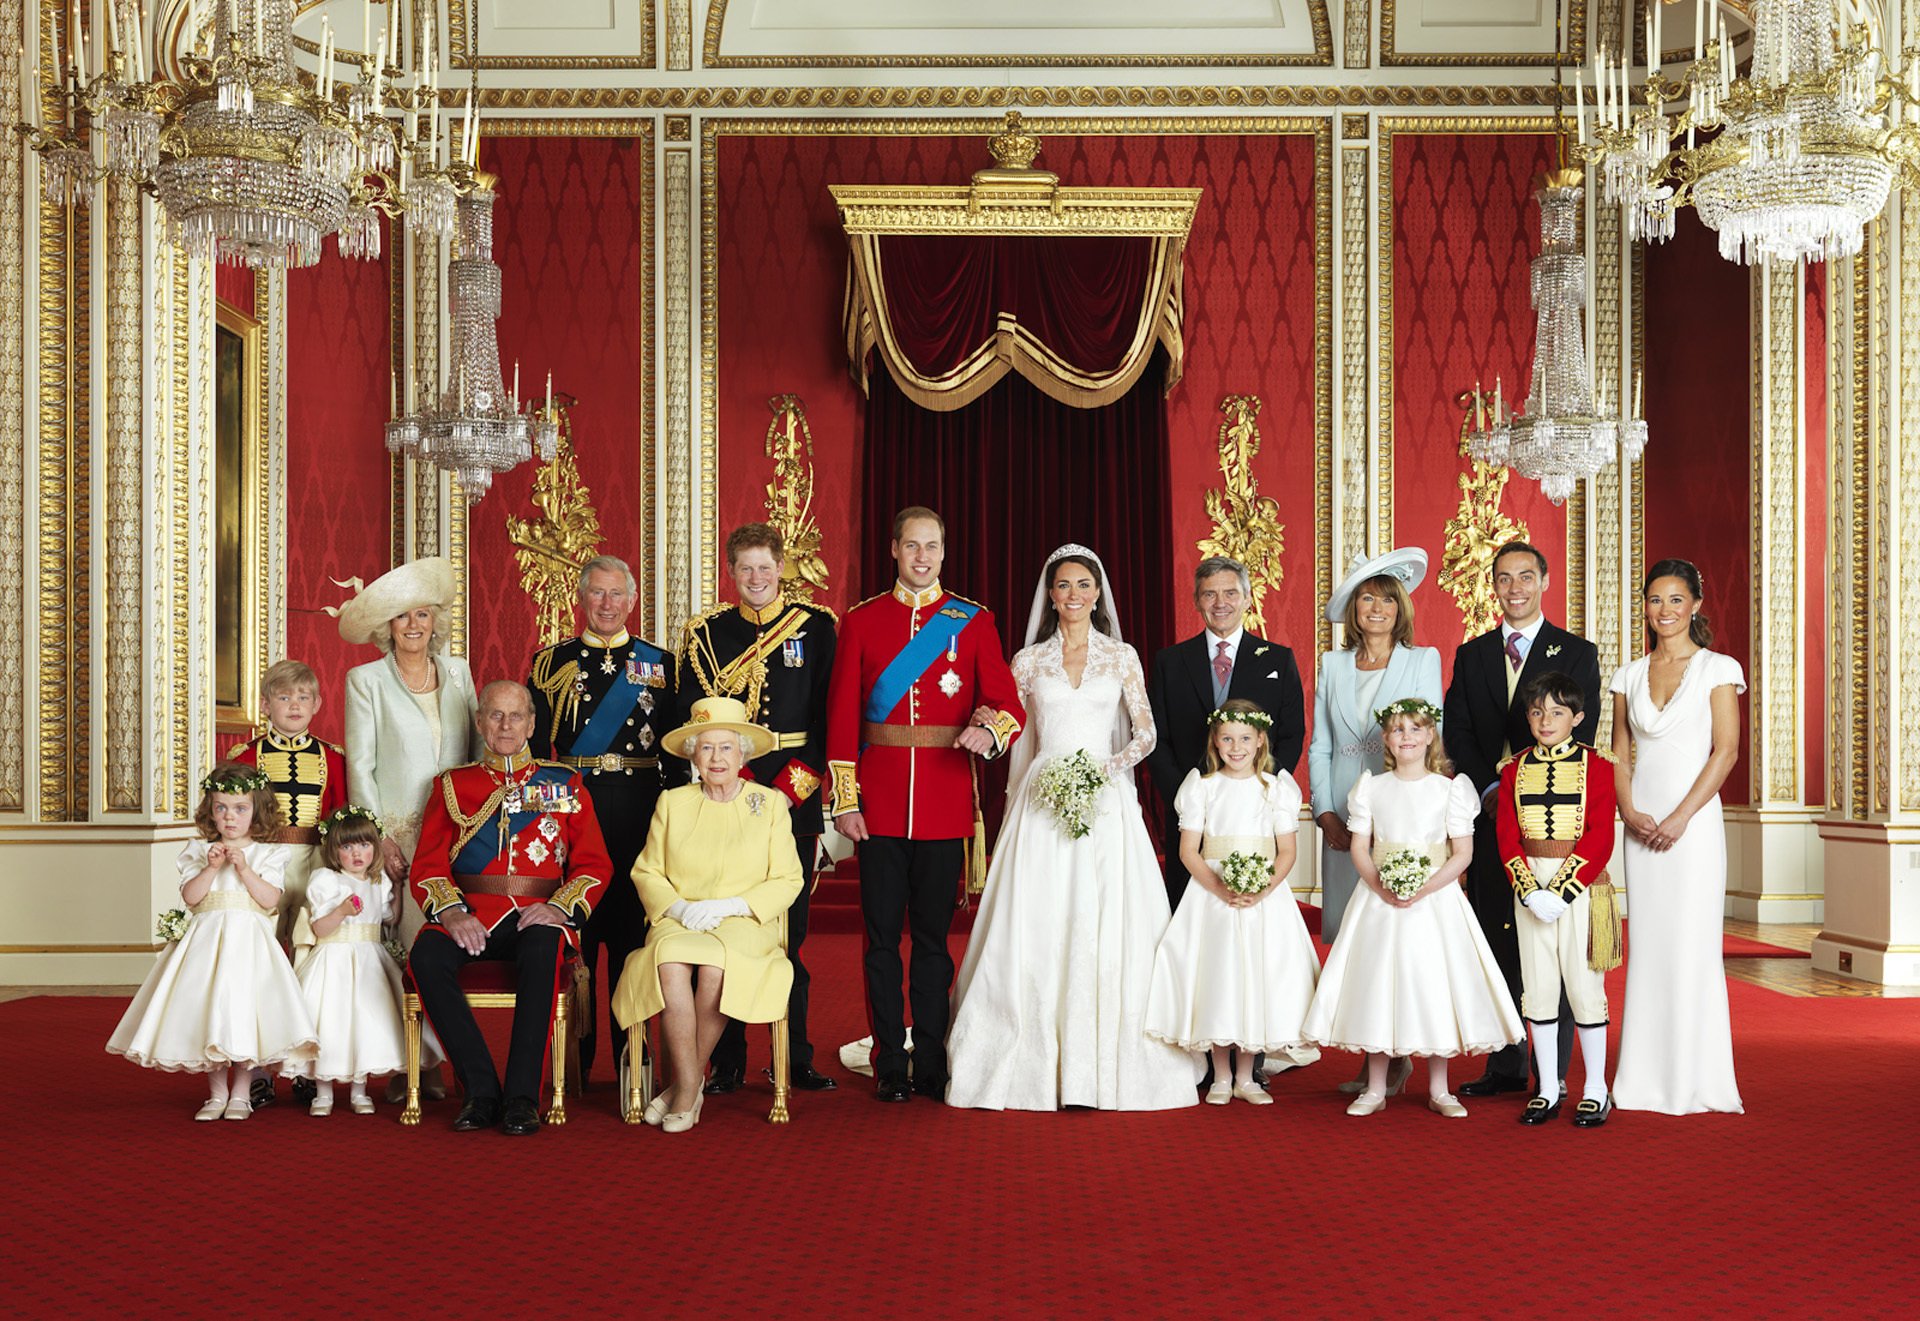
<box><xmin>546</xmin><ymin>371</ymin><xmax>553</xmax><ymax>413</ymax></box>
<box><xmin>469</xmin><ymin>109</ymin><xmax>480</xmax><ymax>166</ymax></box>
<box><xmin>48</xmin><ymin>0</ymin><xmax>59</xmax><ymax>92</ymax></box>
<box><xmin>405</xmin><ymin>360</ymin><xmax>415</xmax><ymax>412</ymax></box>
<box><xmin>512</xmin><ymin>361</ymin><xmax>519</xmax><ymax>408</ymax></box>
<box><xmin>102</xmin><ymin>0</ymin><xmax>118</xmax><ymax>53</ymax></box>
<box><xmin>1494</xmin><ymin>376</ymin><xmax>1504</xmax><ymax>424</ymax></box>
<box><xmin>1652</xmin><ymin>0</ymin><xmax>1661</xmax><ymax>77</ymax></box>
<box><xmin>373</xmin><ymin>35</ymin><xmax>386</xmax><ymax>107</ymax></box>
<box><xmin>1475</xmin><ymin>381</ymin><xmax>1485</xmax><ymax>431</ymax></box>
<box><xmin>131</xmin><ymin>0</ymin><xmax>148</xmax><ymax>79</ymax></box>
<box><xmin>17</xmin><ymin>44</ymin><xmax>34</xmax><ymax>133</ymax></box>
<box><xmin>1574</xmin><ymin>67</ymin><xmax>1586</xmax><ymax>145</ymax></box>
<box><xmin>72</xmin><ymin>0</ymin><xmax>86</xmax><ymax>83</ymax></box>
<box><xmin>362</xmin><ymin>0</ymin><xmax>370</xmax><ymax>57</ymax></box>
<box><xmin>389</xmin><ymin>369</ymin><xmax>397</xmax><ymax>417</ymax></box>
<box><xmin>1633</xmin><ymin>368</ymin><xmax>1643</xmax><ymax>419</ymax></box>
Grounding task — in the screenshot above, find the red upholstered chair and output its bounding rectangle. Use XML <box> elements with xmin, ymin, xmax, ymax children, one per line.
<box><xmin>399</xmin><ymin>947</ymin><xmax>584</xmax><ymax>1126</ymax></box>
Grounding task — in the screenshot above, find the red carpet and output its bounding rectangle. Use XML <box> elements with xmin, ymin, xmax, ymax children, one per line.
<box><xmin>1722</xmin><ymin>932</ymin><xmax>1812</xmax><ymax>959</ymax></box>
<box><xmin>8</xmin><ymin>935</ymin><xmax>1916</xmax><ymax>1319</ymax></box>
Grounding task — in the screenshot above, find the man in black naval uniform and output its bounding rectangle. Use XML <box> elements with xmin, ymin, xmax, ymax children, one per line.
<box><xmin>675</xmin><ymin>522</ymin><xmax>839</xmax><ymax>1094</ymax></box>
<box><xmin>526</xmin><ymin>554</ymin><xmax>675</xmax><ymax>1083</ymax></box>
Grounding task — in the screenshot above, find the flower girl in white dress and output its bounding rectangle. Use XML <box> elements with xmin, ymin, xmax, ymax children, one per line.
<box><xmin>1144</xmin><ymin>700</ymin><xmax>1320</xmax><ymax>1104</ymax></box>
<box><xmin>284</xmin><ymin>807</ymin><xmax>412</xmax><ymax>1116</ymax></box>
<box><xmin>1301</xmin><ymin>700</ymin><xmax>1522</xmax><ymax>1117</ymax></box>
<box><xmin>107</xmin><ymin>764</ymin><xmax>319</xmax><ymax>1120</ymax></box>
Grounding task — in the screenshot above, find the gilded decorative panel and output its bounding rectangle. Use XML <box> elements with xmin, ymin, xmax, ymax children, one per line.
<box><xmin>0</xmin><ymin>0</ymin><xmax>24</xmax><ymax>812</ymax></box>
<box><xmin>1338</xmin><ymin>142</ymin><xmax>1371</xmax><ymax>576</ymax></box>
<box><xmin>104</xmin><ymin>181</ymin><xmax>144</xmax><ymax>811</ymax></box>
<box><xmin>463</xmin><ymin>84</ymin><xmax>1561</xmax><ymax>111</ymax></box>
<box><xmin>665</xmin><ymin>145</ymin><xmax>694</xmax><ymax>640</ymax></box>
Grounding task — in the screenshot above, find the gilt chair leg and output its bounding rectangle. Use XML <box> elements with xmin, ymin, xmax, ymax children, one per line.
<box><xmin>547</xmin><ymin>989</ymin><xmax>569</xmax><ymax>1126</ymax></box>
<box><xmin>622</xmin><ymin>1022</ymin><xmax>645</xmax><ymax>1124</ymax></box>
<box><xmin>400</xmin><ymin>995</ymin><xmax>423</xmax><ymax>1126</ymax></box>
<box><xmin>769</xmin><ymin>1015</ymin><xmax>791</xmax><ymax>1125</ymax></box>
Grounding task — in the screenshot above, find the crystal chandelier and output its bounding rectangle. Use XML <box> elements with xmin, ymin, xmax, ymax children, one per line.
<box><xmin>1583</xmin><ymin>0</ymin><xmax>1919</xmax><ymax>266</ymax></box>
<box><xmin>13</xmin><ymin>0</ymin><xmax>465</xmax><ymax>268</ymax></box>
<box><xmin>1469</xmin><ymin>175</ymin><xmax>1648</xmax><ymax>505</ymax></box>
<box><xmin>386</xmin><ymin>173</ymin><xmax>558</xmax><ymax>503</ymax></box>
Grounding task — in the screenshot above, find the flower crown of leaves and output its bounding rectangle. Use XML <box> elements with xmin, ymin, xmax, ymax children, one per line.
<box><xmin>1207</xmin><ymin>708</ymin><xmax>1273</xmax><ymax>731</ymax></box>
<box><xmin>317</xmin><ymin>804</ymin><xmax>384</xmax><ymax>837</ymax></box>
<box><xmin>201</xmin><ymin>767</ymin><xmax>270</xmax><ymax>796</ymax></box>
<box><xmin>1373</xmin><ymin>697</ymin><xmax>1443</xmax><ymax>727</ymax></box>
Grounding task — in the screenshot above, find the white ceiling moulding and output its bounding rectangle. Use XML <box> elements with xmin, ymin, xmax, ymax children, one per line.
<box><xmin>1382</xmin><ymin>0</ymin><xmax>1585</xmax><ymax>66</ymax></box>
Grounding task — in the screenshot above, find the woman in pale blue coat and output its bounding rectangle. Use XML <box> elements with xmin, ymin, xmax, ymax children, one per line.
<box><xmin>1309</xmin><ymin>547</ymin><xmax>1442</xmax><ymax>946</ymax></box>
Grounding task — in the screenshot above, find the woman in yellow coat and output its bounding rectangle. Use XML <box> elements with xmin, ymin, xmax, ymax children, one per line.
<box><xmin>612</xmin><ymin>697</ymin><xmax>803</xmax><ymax>1132</ymax></box>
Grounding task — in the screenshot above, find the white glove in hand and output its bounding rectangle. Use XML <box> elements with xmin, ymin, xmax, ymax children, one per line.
<box><xmin>712</xmin><ymin>897</ymin><xmax>751</xmax><ymax>921</ymax></box>
<box><xmin>666</xmin><ymin>900</ymin><xmax>695</xmax><ymax>927</ymax></box>
<box><xmin>1524</xmin><ymin>890</ymin><xmax>1568</xmax><ymax>923</ymax></box>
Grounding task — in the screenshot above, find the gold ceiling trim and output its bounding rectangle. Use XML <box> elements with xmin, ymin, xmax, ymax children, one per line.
<box><xmin>449</xmin><ymin>85</ymin><xmax>1563</xmax><ymax>111</ymax></box>
<box><xmin>701</xmin><ymin>0</ymin><xmax>1334</xmax><ymax>68</ymax></box>
<box><xmin>830</xmin><ymin>182</ymin><xmax>1203</xmax><ymax>237</ymax></box>
<box><xmin>1380</xmin><ymin>0</ymin><xmax>1587</xmax><ymax>67</ymax></box>
<box><xmin>447</xmin><ymin>0</ymin><xmax>658</xmax><ymax>69</ymax></box>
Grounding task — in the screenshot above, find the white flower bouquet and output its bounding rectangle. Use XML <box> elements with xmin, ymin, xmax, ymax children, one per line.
<box><xmin>1031</xmin><ymin>749</ymin><xmax>1109</xmax><ymax>840</ymax></box>
<box><xmin>1377</xmin><ymin>849</ymin><xmax>1431</xmax><ymax>900</ymax></box>
<box><xmin>1216</xmin><ymin>851</ymin><xmax>1272</xmax><ymax>896</ymax></box>
<box><xmin>382</xmin><ymin>936</ymin><xmax>409</xmax><ymax>967</ymax></box>
<box><xmin>155</xmin><ymin>908</ymin><xmax>189</xmax><ymax>943</ymax></box>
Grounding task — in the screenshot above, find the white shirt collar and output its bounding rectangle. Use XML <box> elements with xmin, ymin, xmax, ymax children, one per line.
<box><xmin>1204</xmin><ymin>626</ymin><xmax>1245</xmax><ymax>660</ymax></box>
<box><xmin>1501</xmin><ymin>616</ymin><xmax>1546</xmax><ymax>647</ymax></box>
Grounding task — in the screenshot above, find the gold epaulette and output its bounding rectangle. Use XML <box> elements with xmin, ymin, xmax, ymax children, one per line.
<box><xmin>943</xmin><ymin>591</ymin><xmax>989</xmax><ymax>612</ymax></box>
<box><xmin>324</xmin><ymin>740</ymin><xmax>345</xmax><ymax>756</ymax></box>
<box><xmin>801</xmin><ymin>599</ymin><xmax>840</xmax><ymax>625</ymax></box>
<box><xmin>226</xmin><ymin>738</ymin><xmax>255</xmax><ymax>758</ymax></box>
<box><xmin>1495</xmin><ymin>751</ymin><xmax>1519</xmax><ymax>772</ymax></box>
<box><xmin>681</xmin><ymin>602</ymin><xmax>732</xmax><ymax>637</ymax></box>
<box><xmin>1590</xmin><ymin>745</ymin><xmax>1617</xmax><ymax>765</ymax></box>
<box><xmin>851</xmin><ymin>591</ymin><xmax>889</xmax><ymax>611</ymax></box>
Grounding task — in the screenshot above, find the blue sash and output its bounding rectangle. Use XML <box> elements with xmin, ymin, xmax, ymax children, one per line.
<box><xmin>864</xmin><ymin>599</ymin><xmax>981</xmax><ymax>724</ymax></box>
<box><xmin>568</xmin><ymin>650</ymin><xmax>650</xmax><ymax>759</ymax></box>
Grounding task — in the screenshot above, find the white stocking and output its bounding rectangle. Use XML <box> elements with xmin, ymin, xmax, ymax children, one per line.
<box><xmin>1529</xmin><ymin>1021</ymin><xmax>1560</xmax><ymax>1098</ymax></box>
<box><xmin>1576</xmin><ymin>1024</ymin><xmax>1609</xmax><ymax>1102</ymax></box>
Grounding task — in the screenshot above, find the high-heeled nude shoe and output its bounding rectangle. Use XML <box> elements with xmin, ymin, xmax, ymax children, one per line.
<box><xmin>643</xmin><ymin>1093</ymin><xmax>669</xmax><ymax>1126</ymax></box>
<box><xmin>661</xmin><ymin>1090</ymin><xmax>705</xmax><ymax>1134</ymax></box>
<box><xmin>1338</xmin><ymin>1056</ymin><xmax>1412</xmax><ymax>1096</ymax></box>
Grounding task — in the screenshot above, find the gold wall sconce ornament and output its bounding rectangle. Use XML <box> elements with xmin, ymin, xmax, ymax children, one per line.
<box><xmin>1196</xmin><ymin>394</ymin><xmax>1285</xmax><ymax>636</ymax></box>
<box><xmin>1441</xmin><ymin>387</ymin><xmax>1529</xmax><ymax>642</ymax></box>
<box><xmin>506</xmin><ymin>406</ymin><xmax>606</xmax><ymax>648</ymax></box>
<box><xmin>762</xmin><ymin>395</ymin><xmax>829</xmax><ymax>603</ymax></box>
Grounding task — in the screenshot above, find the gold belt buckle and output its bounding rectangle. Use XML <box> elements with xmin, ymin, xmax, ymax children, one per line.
<box><xmin>597</xmin><ymin>753</ymin><xmax>622</xmax><ymax>772</ymax></box>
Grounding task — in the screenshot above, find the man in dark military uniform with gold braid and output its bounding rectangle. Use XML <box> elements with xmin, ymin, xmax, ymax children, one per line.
<box><xmin>525</xmin><ymin>554</ymin><xmax>675</xmax><ymax>1083</ymax></box>
<box><xmin>674</xmin><ymin>522</ymin><xmax>839</xmax><ymax>1093</ymax></box>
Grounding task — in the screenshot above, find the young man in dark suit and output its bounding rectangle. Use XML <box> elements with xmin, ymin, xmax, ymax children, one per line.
<box><xmin>1146</xmin><ymin>556</ymin><xmax>1306</xmax><ymax>912</ymax></box>
<box><xmin>1442</xmin><ymin>541</ymin><xmax>1603</xmax><ymax>1098</ymax></box>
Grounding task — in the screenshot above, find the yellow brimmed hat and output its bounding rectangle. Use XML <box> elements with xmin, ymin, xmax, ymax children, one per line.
<box><xmin>334</xmin><ymin>557</ymin><xmax>457</xmax><ymax>646</ymax></box>
<box><xmin>662</xmin><ymin>696</ymin><xmax>775</xmax><ymax>760</ymax></box>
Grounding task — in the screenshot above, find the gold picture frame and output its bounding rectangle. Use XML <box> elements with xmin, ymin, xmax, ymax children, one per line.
<box><xmin>214</xmin><ymin>297</ymin><xmax>263</xmax><ymax>736</ymax></box>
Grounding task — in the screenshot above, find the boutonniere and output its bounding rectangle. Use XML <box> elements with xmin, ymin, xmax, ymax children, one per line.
<box><xmin>1255</xmin><ymin>645</ymin><xmax>1270</xmax><ymax>657</ymax></box>
<box><xmin>1545</xmin><ymin>645</ymin><xmax>1562</xmax><ymax>658</ymax></box>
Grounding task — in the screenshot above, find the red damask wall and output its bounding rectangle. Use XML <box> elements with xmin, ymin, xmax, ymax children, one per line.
<box><xmin>712</xmin><ymin>129</ymin><xmax>1320</xmax><ymax>661</ymax></box>
<box><xmin>1644</xmin><ymin>211</ymin><xmax>1752</xmax><ymax>804</ymax></box>
<box><xmin>283</xmin><ymin>241</ymin><xmax>394</xmax><ymax>743</ymax></box>
<box><xmin>468</xmin><ymin>134</ymin><xmax>649</xmax><ymax>687</ymax></box>
<box><xmin>1391</xmin><ymin>132</ymin><xmax>1566</xmax><ymax>684</ymax></box>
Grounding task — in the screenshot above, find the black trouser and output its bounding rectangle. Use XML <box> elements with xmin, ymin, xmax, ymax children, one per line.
<box><xmin>1467</xmin><ymin>813</ymin><xmax>1574</xmax><ymax>1085</ymax></box>
<box><xmin>411</xmin><ymin>922</ymin><xmax>566</xmax><ymax>1105</ymax></box>
<box><xmin>713</xmin><ymin>839</ymin><xmax>818</xmax><ymax>1073</ymax></box>
<box><xmin>859</xmin><ymin>835</ymin><xmax>963</xmax><ymax>1084</ymax></box>
<box><xmin>578</xmin><ymin>872</ymin><xmax>646</xmax><ymax>1081</ymax></box>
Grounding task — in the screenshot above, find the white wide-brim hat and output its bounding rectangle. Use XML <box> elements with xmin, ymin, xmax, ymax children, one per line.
<box><xmin>335</xmin><ymin>556</ymin><xmax>457</xmax><ymax>646</ymax></box>
<box><xmin>663</xmin><ymin>696</ymin><xmax>776</xmax><ymax>761</ymax></box>
<box><xmin>1326</xmin><ymin>547</ymin><xmax>1429</xmax><ymax>623</ymax></box>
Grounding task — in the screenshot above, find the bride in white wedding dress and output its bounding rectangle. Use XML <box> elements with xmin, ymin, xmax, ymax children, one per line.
<box><xmin>945</xmin><ymin>545</ymin><xmax>1200</xmax><ymax>1111</ymax></box>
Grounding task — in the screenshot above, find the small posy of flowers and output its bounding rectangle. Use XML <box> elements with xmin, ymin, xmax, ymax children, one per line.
<box><xmin>1216</xmin><ymin>851</ymin><xmax>1272</xmax><ymax>896</ymax></box>
<box><xmin>382</xmin><ymin>937</ymin><xmax>408</xmax><ymax>967</ymax></box>
<box><xmin>1032</xmin><ymin>749</ymin><xmax>1109</xmax><ymax>840</ymax></box>
<box><xmin>1377</xmin><ymin>849</ymin><xmax>1431</xmax><ymax>900</ymax></box>
<box><xmin>155</xmin><ymin>908</ymin><xmax>190</xmax><ymax>943</ymax></box>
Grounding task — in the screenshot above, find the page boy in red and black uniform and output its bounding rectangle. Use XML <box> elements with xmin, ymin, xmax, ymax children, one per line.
<box><xmin>1497</xmin><ymin>672</ymin><xmax>1619</xmax><ymax>1128</ymax></box>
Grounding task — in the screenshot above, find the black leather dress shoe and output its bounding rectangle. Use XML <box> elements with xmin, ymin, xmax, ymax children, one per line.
<box><xmin>784</xmin><ymin>1065</ymin><xmax>838</xmax><ymax>1092</ymax></box>
<box><xmin>911</xmin><ymin>1076</ymin><xmax>948</xmax><ymax>1103</ymax></box>
<box><xmin>290</xmin><ymin>1076</ymin><xmax>317</xmax><ymax>1105</ymax></box>
<box><xmin>1518</xmin><ymin>1093</ymin><xmax>1563</xmax><ymax>1125</ymax></box>
<box><xmin>1459</xmin><ymin>1073</ymin><xmax>1528</xmax><ymax>1097</ymax></box>
<box><xmin>501</xmin><ymin>1097</ymin><xmax>542</xmax><ymax>1136</ymax></box>
<box><xmin>249</xmin><ymin>1076</ymin><xmax>276</xmax><ymax>1110</ymax></box>
<box><xmin>703</xmin><ymin>1065</ymin><xmax>745</xmax><ymax>1095</ymax></box>
<box><xmin>875</xmin><ymin>1073</ymin><xmax>912</xmax><ymax>1103</ymax></box>
<box><xmin>1571</xmin><ymin>1094</ymin><xmax>1613</xmax><ymax>1128</ymax></box>
<box><xmin>452</xmin><ymin>1098</ymin><xmax>501</xmax><ymax>1132</ymax></box>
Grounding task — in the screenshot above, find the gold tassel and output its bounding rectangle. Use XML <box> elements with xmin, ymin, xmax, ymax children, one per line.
<box><xmin>1587</xmin><ymin>880</ymin><xmax>1624</xmax><ymax>972</ymax></box>
<box><xmin>570</xmin><ymin>959</ymin><xmax>593</xmax><ymax>1039</ymax></box>
<box><xmin>963</xmin><ymin>760</ymin><xmax>988</xmax><ymax>900</ymax></box>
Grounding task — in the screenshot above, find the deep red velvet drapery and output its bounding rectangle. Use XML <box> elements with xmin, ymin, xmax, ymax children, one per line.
<box><xmin>848</xmin><ymin>232</ymin><xmax>1184</xmax><ymax>410</ymax></box>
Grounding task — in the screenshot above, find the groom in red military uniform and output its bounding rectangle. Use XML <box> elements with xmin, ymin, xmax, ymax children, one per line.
<box><xmin>826</xmin><ymin>507</ymin><xmax>1024</xmax><ymax>1102</ymax></box>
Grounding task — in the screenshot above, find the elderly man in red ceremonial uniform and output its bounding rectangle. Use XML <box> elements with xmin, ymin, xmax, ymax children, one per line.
<box><xmin>409</xmin><ymin>679</ymin><xmax>611</xmax><ymax>1135</ymax></box>
<box><xmin>825</xmin><ymin>506</ymin><xmax>1024</xmax><ymax>1102</ymax></box>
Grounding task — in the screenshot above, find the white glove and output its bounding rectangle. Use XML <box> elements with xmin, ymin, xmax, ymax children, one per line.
<box><xmin>666</xmin><ymin>900</ymin><xmax>694</xmax><ymax>927</ymax></box>
<box><xmin>711</xmin><ymin>897</ymin><xmax>751</xmax><ymax>922</ymax></box>
<box><xmin>1524</xmin><ymin>890</ymin><xmax>1568</xmax><ymax>923</ymax></box>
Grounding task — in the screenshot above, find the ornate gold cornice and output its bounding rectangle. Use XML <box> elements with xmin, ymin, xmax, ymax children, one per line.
<box><xmin>446</xmin><ymin>84</ymin><xmax>1564</xmax><ymax>111</ymax></box>
<box><xmin>701</xmin><ymin>0</ymin><xmax>1334</xmax><ymax>67</ymax></box>
<box><xmin>830</xmin><ymin>181</ymin><xmax>1202</xmax><ymax>236</ymax></box>
<box><xmin>1380</xmin><ymin>0</ymin><xmax>1586</xmax><ymax>67</ymax></box>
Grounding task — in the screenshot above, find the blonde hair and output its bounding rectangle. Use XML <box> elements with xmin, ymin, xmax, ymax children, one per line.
<box><xmin>370</xmin><ymin>603</ymin><xmax>451</xmax><ymax>656</ymax></box>
<box><xmin>1341</xmin><ymin>575</ymin><xmax>1415</xmax><ymax>650</ymax></box>
<box><xmin>1203</xmin><ymin>698</ymin><xmax>1275</xmax><ymax>784</ymax></box>
<box><xmin>1379</xmin><ymin>711</ymin><xmax>1453</xmax><ymax>776</ymax></box>
<box><xmin>261</xmin><ymin>659</ymin><xmax>319</xmax><ymax>699</ymax></box>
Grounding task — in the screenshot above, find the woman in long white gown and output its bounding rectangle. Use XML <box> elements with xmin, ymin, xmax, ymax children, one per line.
<box><xmin>1610</xmin><ymin>558</ymin><xmax>1745</xmax><ymax>1116</ymax></box>
<box><xmin>945</xmin><ymin>545</ymin><xmax>1199</xmax><ymax>1111</ymax></box>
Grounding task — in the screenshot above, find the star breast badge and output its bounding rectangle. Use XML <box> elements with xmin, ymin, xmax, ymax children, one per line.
<box><xmin>938</xmin><ymin>668</ymin><xmax>963</xmax><ymax>698</ymax></box>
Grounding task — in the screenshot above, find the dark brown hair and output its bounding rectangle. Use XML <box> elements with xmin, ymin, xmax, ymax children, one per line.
<box><xmin>1520</xmin><ymin>671</ymin><xmax>1585</xmax><ymax>718</ymax></box>
<box><xmin>1033</xmin><ymin>554</ymin><xmax>1117</xmax><ymax>643</ymax></box>
<box><xmin>1492</xmin><ymin>540</ymin><xmax>1550</xmax><ymax>578</ymax></box>
<box><xmin>726</xmin><ymin>522</ymin><xmax>785</xmax><ymax>567</ymax></box>
<box><xmin>891</xmin><ymin>506</ymin><xmax>945</xmax><ymax>541</ymax></box>
<box><xmin>193</xmin><ymin>761</ymin><xmax>286</xmax><ymax>843</ymax></box>
<box><xmin>1643</xmin><ymin>558</ymin><xmax>1714</xmax><ymax>649</ymax></box>
<box><xmin>318</xmin><ymin>813</ymin><xmax>386</xmax><ymax>875</ymax></box>
<box><xmin>1341</xmin><ymin>574</ymin><xmax>1416</xmax><ymax>650</ymax></box>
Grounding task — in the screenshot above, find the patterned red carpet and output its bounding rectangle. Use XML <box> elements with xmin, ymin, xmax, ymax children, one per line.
<box><xmin>8</xmin><ymin>934</ymin><xmax>1915</xmax><ymax>1319</ymax></box>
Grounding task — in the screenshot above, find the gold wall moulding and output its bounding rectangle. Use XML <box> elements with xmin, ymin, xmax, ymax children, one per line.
<box><xmin>700</xmin><ymin>0</ymin><xmax>1333</xmax><ymax>68</ymax></box>
<box><xmin>1440</xmin><ymin>389</ymin><xmax>1529</xmax><ymax>641</ymax></box>
<box><xmin>830</xmin><ymin>181</ymin><xmax>1203</xmax><ymax>236</ymax></box>
<box><xmin>451</xmin><ymin>85</ymin><xmax>1566</xmax><ymax>111</ymax></box>
<box><xmin>506</xmin><ymin>408</ymin><xmax>605</xmax><ymax>650</ymax></box>
<box><xmin>1380</xmin><ymin>0</ymin><xmax>1586</xmax><ymax>67</ymax></box>
<box><xmin>447</xmin><ymin>0</ymin><xmax>658</xmax><ymax>68</ymax></box>
<box><xmin>1198</xmin><ymin>395</ymin><xmax>1286</xmax><ymax>636</ymax></box>
<box><xmin>762</xmin><ymin>396</ymin><xmax>829</xmax><ymax>604</ymax></box>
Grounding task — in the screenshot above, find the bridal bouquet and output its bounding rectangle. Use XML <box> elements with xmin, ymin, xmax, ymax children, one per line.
<box><xmin>154</xmin><ymin>908</ymin><xmax>189</xmax><ymax>943</ymax></box>
<box><xmin>1032</xmin><ymin>749</ymin><xmax>1109</xmax><ymax>840</ymax></box>
<box><xmin>1376</xmin><ymin>849</ymin><xmax>1431</xmax><ymax>900</ymax></box>
<box><xmin>1216</xmin><ymin>851</ymin><xmax>1272</xmax><ymax>896</ymax></box>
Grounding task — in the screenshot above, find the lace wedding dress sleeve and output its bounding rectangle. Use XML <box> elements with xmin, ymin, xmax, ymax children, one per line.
<box><xmin>1106</xmin><ymin>641</ymin><xmax>1158</xmax><ymax>776</ymax></box>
